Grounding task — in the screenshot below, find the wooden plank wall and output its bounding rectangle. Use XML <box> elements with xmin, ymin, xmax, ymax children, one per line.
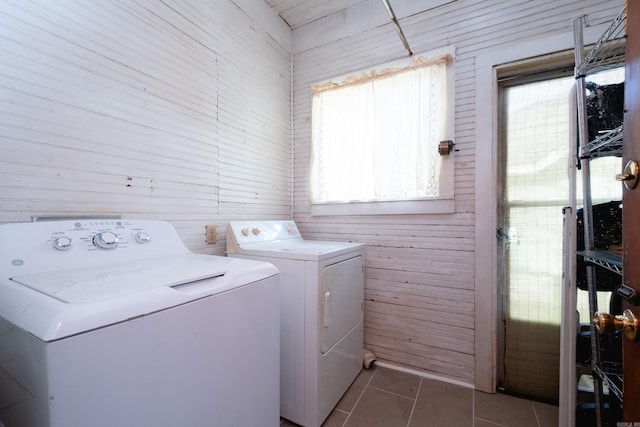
<box><xmin>291</xmin><ymin>0</ymin><xmax>623</xmax><ymax>385</ymax></box>
<box><xmin>0</xmin><ymin>0</ymin><xmax>292</xmax><ymax>254</ymax></box>
<box><xmin>0</xmin><ymin>0</ymin><xmax>625</xmax><ymax>390</ymax></box>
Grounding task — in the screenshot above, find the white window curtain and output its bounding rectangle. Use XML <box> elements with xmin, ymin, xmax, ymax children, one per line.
<box><xmin>311</xmin><ymin>56</ymin><xmax>450</xmax><ymax>203</ymax></box>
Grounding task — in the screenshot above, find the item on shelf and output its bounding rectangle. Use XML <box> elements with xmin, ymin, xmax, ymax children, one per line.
<box><xmin>576</xmin><ymin>200</ymin><xmax>622</xmax><ymax>291</ymax></box>
<box><xmin>576</xmin><ymin>324</ymin><xmax>622</xmax><ymax>366</ymax></box>
<box><xmin>578</xmin><ymin>374</ymin><xmax>610</xmax><ymax>395</ymax></box>
<box><xmin>585</xmin><ymin>82</ymin><xmax>624</xmax><ymax>143</ymax></box>
<box><xmin>607</xmin><ymin>244</ymin><xmax>623</xmax><ymax>255</ymax></box>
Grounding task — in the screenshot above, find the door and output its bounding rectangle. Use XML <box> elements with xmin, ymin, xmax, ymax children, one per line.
<box><xmin>623</xmin><ymin>0</ymin><xmax>640</xmax><ymax>420</ymax></box>
<box><xmin>320</xmin><ymin>255</ymin><xmax>364</xmax><ymax>353</ymax></box>
<box><xmin>497</xmin><ymin>75</ymin><xmax>573</xmax><ymax>402</ymax></box>
<box><xmin>498</xmin><ymin>70</ymin><xmax>622</xmax><ymax>403</ymax></box>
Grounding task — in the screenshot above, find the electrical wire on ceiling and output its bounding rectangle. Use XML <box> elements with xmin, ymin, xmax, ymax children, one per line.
<box><xmin>382</xmin><ymin>0</ymin><xmax>413</xmax><ymax>56</ymax></box>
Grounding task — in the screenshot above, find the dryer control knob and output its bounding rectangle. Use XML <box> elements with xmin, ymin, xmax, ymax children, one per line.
<box><xmin>252</xmin><ymin>227</ymin><xmax>261</xmax><ymax>235</ymax></box>
<box><xmin>93</xmin><ymin>231</ymin><xmax>119</xmax><ymax>250</ymax></box>
<box><xmin>242</xmin><ymin>228</ymin><xmax>249</xmax><ymax>236</ymax></box>
<box><xmin>134</xmin><ymin>232</ymin><xmax>151</xmax><ymax>244</ymax></box>
<box><xmin>53</xmin><ymin>236</ymin><xmax>72</xmax><ymax>251</ymax></box>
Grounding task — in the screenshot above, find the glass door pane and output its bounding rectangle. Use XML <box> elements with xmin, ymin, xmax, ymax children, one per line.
<box><xmin>501</xmin><ymin>76</ymin><xmax>573</xmax><ymax>401</ymax></box>
<box><xmin>500</xmin><ymin>68</ymin><xmax>623</xmax><ymax>401</ymax></box>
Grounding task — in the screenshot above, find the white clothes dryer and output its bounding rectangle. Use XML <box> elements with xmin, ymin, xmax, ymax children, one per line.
<box><xmin>0</xmin><ymin>219</ymin><xmax>280</xmax><ymax>427</ymax></box>
<box><xmin>226</xmin><ymin>220</ymin><xmax>364</xmax><ymax>427</ymax></box>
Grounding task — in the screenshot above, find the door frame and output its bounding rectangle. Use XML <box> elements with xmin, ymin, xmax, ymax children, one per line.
<box><xmin>473</xmin><ymin>22</ymin><xmax>617</xmax><ymax>396</ymax></box>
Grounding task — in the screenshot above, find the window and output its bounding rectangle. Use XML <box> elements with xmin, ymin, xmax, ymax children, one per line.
<box><xmin>310</xmin><ymin>48</ymin><xmax>455</xmax><ymax>215</ymax></box>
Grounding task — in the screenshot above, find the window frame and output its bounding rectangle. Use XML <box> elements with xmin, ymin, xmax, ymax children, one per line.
<box><xmin>309</xmin><ymin>46</ymin><xmax>456</xmax><ymax>216</ymax></box>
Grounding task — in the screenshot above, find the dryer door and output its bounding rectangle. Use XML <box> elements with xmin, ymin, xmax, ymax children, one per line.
<box><xmin>320</xmin><ymin>255</ymin><xmax>364</xmax><ymax>354</ymax></box>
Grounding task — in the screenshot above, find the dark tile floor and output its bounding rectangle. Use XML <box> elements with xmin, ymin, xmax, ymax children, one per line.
<box><xmin>281</xmin><ymin>365</ymin><xmax>558</xmax><ymax>427</ymax></box>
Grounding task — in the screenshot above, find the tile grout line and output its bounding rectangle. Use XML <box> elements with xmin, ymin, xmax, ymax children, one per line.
<box><xmin>473</xmin><ymin>418</ymin><xmax>509</xmax><ymax>427</ymax></box>
<box><xmin>405</xmin><ymin>377</ymin><xmax>423</xmax><ymax>427</ymax></box>
<box><xmin>367</xmin><ymin>385</ymin><xmax>420</xmax><ymax>401</ymax></box>
<box><xmin>472</xmin><ymin>388</ymin><xmax>475</xmax><ymax>426</ymax></box>
<box><xmin>340</xmin><ymin>368</ymin><xmax>379</xmax><ymax>427</ymax></box>
<box><xmin>532</xmin><ymin>402</ymin><xmax>541</xmax><ymax>427</ymax></box>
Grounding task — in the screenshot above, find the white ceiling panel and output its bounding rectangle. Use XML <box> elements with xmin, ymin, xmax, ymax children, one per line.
<box><xmin>265</xmin><ymin>0</ymin><xmax>366</xmax><ymax>29</ymax></box>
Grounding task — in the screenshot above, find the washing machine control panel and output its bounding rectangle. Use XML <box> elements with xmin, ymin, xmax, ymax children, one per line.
<box><xmin>1</xmin><ymin>219</ymin><xmax>189</xmax><ymax>276</ymax></box>
<box><xmin>229</xmin><ymin>220</ymin><xmax>301</xmax><ymax>245</ymax></box>
<box><xmin>45</xmin><ymin>220</ymin><xmax>155</xmax><ymax>252</ymax></box>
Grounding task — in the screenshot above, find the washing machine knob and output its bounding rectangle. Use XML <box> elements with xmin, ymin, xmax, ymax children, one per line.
<box><xmin>93</xmin><ymin>231</ymin><xmax>119</xmax><ymax>250</ymax></box>
<box><xmin>52</xmin><ymin>236</ymin><xmax>72</xmax><ymax>251</ymax></box>
<box><xmin>134</xmin><ymin>232</ymin><xmax>151</xmax><ymax>244</ymax></box>
<box><xmin>252</xmin><ymin>227</ymin><xmax>261</xmax><ymax>235</ymax></box>
<box><xmin>242</xmin><ymin>228</ymin><xmax>250</xmax><ymax>236</ymax></box>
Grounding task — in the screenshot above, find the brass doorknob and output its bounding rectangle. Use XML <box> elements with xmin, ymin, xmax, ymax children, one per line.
<box><xmin>616</xmin><ymin>160</ymin><xmax>640</xmax><ymax>190</ymax></box>
<box><xmin>593</xmin><ymin>309</ymin><xmax>639</xmax><ymax>341</ymax></box>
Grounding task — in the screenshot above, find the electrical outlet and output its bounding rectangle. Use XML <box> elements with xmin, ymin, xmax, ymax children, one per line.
<box><xmin>206</xmin><ymin>224</ymin><xmax>217</xmax><ymax>244</ymax></box>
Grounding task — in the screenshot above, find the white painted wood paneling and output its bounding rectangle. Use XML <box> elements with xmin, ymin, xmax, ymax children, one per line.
<box><xmin>289</xmin><ymin>0</ymin><xmax>455</xmax><ymax>53</ymax></box>
<box><xmin>291</xmin><ymin>0</ymin><xmax>624</xmax><ymax>388</ymax></box>
<box><xmin>0</xmin><ymin>0</ymin><xmax>625</xmax><ymax>396</ymax></box>
<box><xmin>0</xmin><ymin>0</ymin><xmax>292</xmax><ymax>254</ymax></box>
<box><xmin>266</xmin><ymin>0</ymin><xmax>364</xmax><ymax>30</ymax></box>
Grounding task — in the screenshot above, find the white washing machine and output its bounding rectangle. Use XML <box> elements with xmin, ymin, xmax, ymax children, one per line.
<box><xmin>0</xmin><ymin>219</ymin><xmax>280</xmax><ymax>427</ymax></box>
<box><xmin>226</xmin><ymin>220</ymin><xmax>364</xmax><ymax>427</ymax></box>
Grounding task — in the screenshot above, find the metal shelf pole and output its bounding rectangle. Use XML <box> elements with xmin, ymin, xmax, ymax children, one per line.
<box><xmin>574</xmin><ymin>16</ymin><xmax>605</xmax><ymax>427</ymax></box>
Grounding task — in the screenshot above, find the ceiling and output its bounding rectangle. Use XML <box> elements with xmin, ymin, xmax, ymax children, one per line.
<box><xmin>265</xmin><ymin>0</ymin><xmax>366</xmax><ymax>30</ymax></box>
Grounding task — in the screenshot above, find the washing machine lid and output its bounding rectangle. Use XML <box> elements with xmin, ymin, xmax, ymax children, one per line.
<box><xmin>10</xmin><ymin>254</ymin><xmax>232</xmax><ymax>303</ymax></box>
<box><xmin>1</xmin><ymin>254</ymin><xmax>278</xmax><ymax>341</ymax></box>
